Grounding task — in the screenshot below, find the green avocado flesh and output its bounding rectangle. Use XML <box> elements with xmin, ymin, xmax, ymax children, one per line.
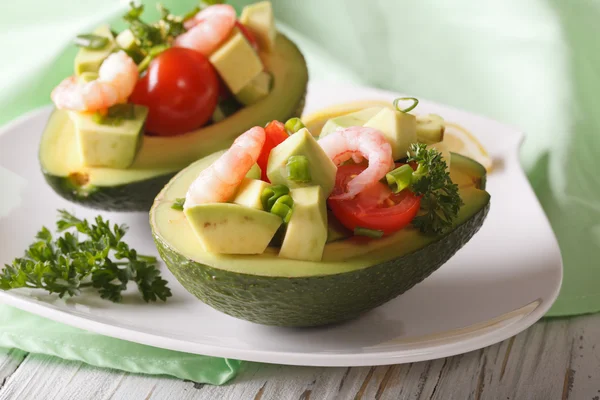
<box><xmin>151</xmin><ymin>150</ymin><xmax>490</xmax><ymax>327</ymax></box>
<box><xmin>40</xmin><ymin>34</ymin><xmax>308</xmax><ymax>211</ymax></box>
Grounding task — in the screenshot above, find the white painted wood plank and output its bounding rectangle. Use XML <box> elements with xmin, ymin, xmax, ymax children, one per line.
<box><xmin>0</xmin><ymin>348</ymin><xmax>27</xmax><ymax>389</ymax></box>
<box><xmin>0</xmin><ymin>315</ymin><xmax>598</xmax><ymax>400</ymax></box>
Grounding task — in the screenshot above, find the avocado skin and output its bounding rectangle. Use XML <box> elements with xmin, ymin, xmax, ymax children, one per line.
<box><xmin>42</xmin><ymin>92</ymin><xmax>306</xmax><ymax>212</ymax></box>
<box><xmin>153</xmin><ymin>201</ymin><xmax>489</xmax><ymax>327</ymax></box>
<box><xmin>43</xmin><ymin>170</ymin><xmax>175</xmax><ymax>212</ymax></box>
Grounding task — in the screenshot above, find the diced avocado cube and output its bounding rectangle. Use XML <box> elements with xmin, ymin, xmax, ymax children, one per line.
<box><xmin>279</xmin><ymin>186</ymin><xmax>328</xmax><ymax>261</ymax></box>
<box><xmin>267</xmin><ymin>128</ymin><xmax>337</xmax><ymax>197</ymax></box>
<box><xmin>116</xmin><ymin>29</ymin><xmax>137</xmax><ymax>51</ymax></box>
<box><xmin>363</xmin><ymin>108</ymin><xmax>417</xmax><ymax>160</ymax></box>
<box><xmin>233</xmin><ymin>178</ymin><xmax>270</xmax><ymax>210</ymax></box>
<box><xmin>246</xmin><ymin>163</ymin><xmax>262</xmax><ymax>180</ymax></box>
<box><xmin>184</xmin><ymin>203</ymin><xmax>282</xmax><ymax>254</ymax></box>
<box><xmin>78</xmin><ymin>72</ymin><xmax>99</xmax><ymax>83</ymax></box>
<box><xmin>74</xmin><ymin>25</ymin><xmax>117</xmax><ymax>76</ymax></box>
<box><xmin>209</xmin><ymin>28</ymin><xmax>264</xmax><ymax>95</ymax></box>
<box><xmin>69</xmin><ymin>105</ymin><xmax>148</xmax><ymax>168</ymax></box>
<box><xmin>416</xmin><ymin>114</ymin><xmax>445</xmax><ymax>144</ymax></box>
<box><xmin>240</xmin><ymin>1</ymin><xmax>277</xmax><ymax>52</ymax></box>
<box><xmin>235</xmin><ymin>71</ymin><xmax>273</xmax><ymax>106</ymax></box>
<box><xmin>319</xmin><ymin>107</ymin><xmax>383</xmax><ymax>139</ymax></box>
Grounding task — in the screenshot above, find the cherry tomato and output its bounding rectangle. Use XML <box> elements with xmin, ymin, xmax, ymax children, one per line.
<box><xmin>257</xmin><ymin>120</ymin><xmax>289</xmax><ymax>181</ymax></box>
<box><xmin>236</xmin><ymin>22</ymin><xmax>259</xmax><ymax>51</ymax></box>
<box><xmin>130</xmin><ymin>47</ymin><xmax>219</xmax><ymax>136</ymax></box>
<box><xmin>328</xmin><ymin>164</ymin><xmax>421</xmax><ymax>235</ymax></box>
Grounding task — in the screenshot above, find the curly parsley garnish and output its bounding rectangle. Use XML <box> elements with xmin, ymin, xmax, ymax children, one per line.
<box><xmin>0</xmin><ymin>210</ymin><xmax>171</xmax><ymax>303</ymax></box>
<box><xmin>407</xmin><ymin>143</ymin><xmax>463</xmax><ymax>235</ymax></box>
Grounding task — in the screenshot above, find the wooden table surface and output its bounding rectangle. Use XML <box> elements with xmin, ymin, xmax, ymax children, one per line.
<box><xmin>0</xmin><ymin>313</ymin><xmax>598</xmax><ymax>400</ymax></box>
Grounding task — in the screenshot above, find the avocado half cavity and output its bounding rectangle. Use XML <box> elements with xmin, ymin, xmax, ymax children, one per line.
<box><xmin>150</xmin><ymin>146</ymin><xmax>490</xmax><ymax>327</ymax></box>
<box><xmin>40</xmin><ymin>34</ymin><xmax>308</xmax><ymax>212</ymax></box>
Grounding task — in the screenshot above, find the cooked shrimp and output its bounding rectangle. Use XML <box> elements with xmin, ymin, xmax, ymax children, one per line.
<box><xmin>51</xmin><ymin>51</ymin><xmax>138</xmax><ymax>112</ymax></box>
<box><xmin>175</xmin><ymin>4</ymin><xmax>236</xmax><ymax>56</ymax></box>
<box><xmin>185</xmin><ymin>126</ymin><xmax>266</xmax><ymax>208</ymax></box>
<box><xmin>319</xmin><ymin>127</ymin><xmax>394</xmax><ymax>199</ymax></box>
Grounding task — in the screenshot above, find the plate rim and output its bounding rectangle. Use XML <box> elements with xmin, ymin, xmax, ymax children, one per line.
<box><xmin>0</xmin><ymin>84</ymin><xmax>563</xmax><ymax>367</ymax></box>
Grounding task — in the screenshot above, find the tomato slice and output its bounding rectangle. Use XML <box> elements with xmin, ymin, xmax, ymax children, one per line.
<box><xmin>235</xmin><ymin>21</ymin><xmax>259</xmax><ymax>51</ymax></box>
<box><xmin>256</xmin><ymin>121</ymin><xmax>288</xmax><ymax>181</ymax></box>
<box><xmin>130</xmin><ymin>47</ymin><xmax>219</xmax><ymax>136</ymax></box>
<box><xmin>328</xmin><ymin>164</ymin><xmax>421</xmax><ymax>235</ymax></box>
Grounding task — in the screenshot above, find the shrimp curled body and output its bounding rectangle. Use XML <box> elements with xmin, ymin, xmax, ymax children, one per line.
<box><xmin>175</xmin><ymin>4</ymin><xmax>237</xmax><ymax>56</ymax></box>
<box><xmin>318</xmin><ymin>127</ymin><xmax>394</xmax><ymax>200</ymax></box>
<box><xmin>185</xmin><ymin>126</ymin><xmax>266</xmax><ymax>208</ymax></box>
<box><xmin>51</xmin><ymin>51</ymin><xmax>138</xmax><ymax>112</ymax></box>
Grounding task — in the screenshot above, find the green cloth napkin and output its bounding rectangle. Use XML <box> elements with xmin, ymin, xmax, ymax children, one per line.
<box><xmin>0</xmin><ymin>306</ymin><xmax>241</xmax><ymax>384</ymax></box>
<box><xmin>1</xmin><ymin>0</ymin><xmax>599</xmax><ymax>384</ymax></box>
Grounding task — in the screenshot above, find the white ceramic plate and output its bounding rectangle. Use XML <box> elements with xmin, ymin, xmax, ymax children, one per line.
<box><xmin>0</xmin><ymin>82</ymin><xmax>562</xmax><ymax>366</ymax></box>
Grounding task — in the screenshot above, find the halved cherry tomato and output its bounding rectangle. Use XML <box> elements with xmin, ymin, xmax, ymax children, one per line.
<box><xmin>257</xmin><ymin>121</ymin><xmax>288</xmax><ymax>181</ymax></box>
<box><xmin>130</xmin><ymin>47</ymin><xmax>219</xmax><ymax>136</ymax></box>
<box><xmin>328</xmin><ymin>164</ymin><xmax>421</xmax><ymax>235</ymax></box>
<box><xmin>236</xmin><ymin>21</ymin><xmax>259</xmax><ymax>51</ymax></box>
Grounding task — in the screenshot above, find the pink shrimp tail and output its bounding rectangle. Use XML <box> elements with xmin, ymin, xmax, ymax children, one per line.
<box><xmin>320</xmin><ymin>127</ymin><xmax>394</xmax><ymax>200</ymax></box>
<box><xmin>175</xmin><ymin>4</ymin><xmax>236</xmax><ymax>56</ymax></box>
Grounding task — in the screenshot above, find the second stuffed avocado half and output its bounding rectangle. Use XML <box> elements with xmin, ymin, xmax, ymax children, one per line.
<box><xmin>150</xmin><ymin>104</ymin><xmax>491</xmax><ymax>327</ymax></box>
<box><xmin>40</xmin><ymin>1</ymin><xmax>308</xmax><ymax>212</ymax></box>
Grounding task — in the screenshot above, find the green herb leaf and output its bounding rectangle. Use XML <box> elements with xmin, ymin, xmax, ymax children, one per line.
<box><xmin>74</xmin><ymin>34</ymin><xmax>109</xmax><ymax>50</ymax></box>
<box><xmin>172</xmin><ymin>198</ymin><xmax>185</xmax><ymax>211</ymax></box>
<box><xmin>407</xmin><ymin>143</ymin><xmax>463</xmax><ymax>235</ymax></box>
<box><xmin>0</xmin><ymin>210</ymin><xmax>172</xmax><ymax>303</ymax></box>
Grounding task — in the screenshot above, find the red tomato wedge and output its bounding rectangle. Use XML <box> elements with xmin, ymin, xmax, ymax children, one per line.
<box><xmin>328</xmin><ymin>164</ymin><xmax>421</xmax><ymax>235</ymax></box>
<box><xmin>257</xmin><ymin>121</ymin><xmax>289</xmax><ymax>182</ymax></box>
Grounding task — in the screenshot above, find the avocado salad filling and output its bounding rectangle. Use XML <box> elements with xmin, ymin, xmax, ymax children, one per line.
<box><xmin>41</xmin><ymin>0</ymin><xmax>308</xmax><ymax>211</ymax></box>
<box><xmin>168</xmin><ymin>98</ymin><xmax>464</xmax><ymax>262</ymax></box>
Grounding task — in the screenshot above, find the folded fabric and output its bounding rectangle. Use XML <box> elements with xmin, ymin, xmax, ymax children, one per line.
<box><xmin>0</xmin><ymin>305</ymin><xmax>241</xmax><ymax>383</ymax></box>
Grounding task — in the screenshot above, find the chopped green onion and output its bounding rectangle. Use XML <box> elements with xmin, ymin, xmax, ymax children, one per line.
<box><xmin>354</xmin><ymin>227</ymin><xmax>384</xmax><ymax>238</ymax></box>
<box><xmin>261</xmin><ymin>184</ymin><xmax>290</xmax><ymax>211</ymax></box>
<box><xmin>92</xmin><ymin>112</ymin><xmax>106</xmax><ymax>125</ymax></box>
<box><xmin>393</xmin><ymin>97</ymin><xmax>419</xmax><ymax>113</ymax></box>
<box><xmin>386</xmin><ymin>164</ymin><xmax>413</xmax><ymax>193</ymax></box>
<box><xmin>78</xmin><ymin>72</ymin><xmax>99</xmax><ymax>83</ymax></box>
<box><xmin>271</xmin><ymin>195</ymin><xmax>294</xmax><ymax>223</ymax></box>
<box><xmin>284</xmin><ymin>117</ymin><xmax>305</xmax><ymax>134</ymax></box>
<box><xmin>74</xmin><ymin>34</ymin><xmax>110</xmax><ymax>50</ymax></box>
<box><xmin>171</xmin><ymin>198</ymin><xmax>185</xmax><ymax>211</ymax></box>
<box><xmin>286</xmin><ymin>155</ymin><xmax>311</xmax><ymax>183</ymax></box>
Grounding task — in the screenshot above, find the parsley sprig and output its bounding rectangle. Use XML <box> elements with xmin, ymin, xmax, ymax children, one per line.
<box><xmin>407</xmin><ymin>143</ymin><xmax>464</xmax><ymax>235</ymax></box>
<box><xmin>0</xmin><ymin>210</ymin><xmax>171</xmax><ymax>303</ymax></box>
<box><xmin>123</xmin><ymin>2</ymin><xmax>184</xmax><ymax>53</ymax></box>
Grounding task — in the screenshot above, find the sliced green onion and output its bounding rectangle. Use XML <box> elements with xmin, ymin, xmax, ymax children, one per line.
<box><xmin>261</xmin><ymin>184</ymin><xmax>290</xmax><ymax>211</ymax></box>
<box><xmin>354</xmin><ymin>227</ymin><xmax>384</xmax><ymax>238</ymax></box>
<box><xmin>78</xmin><ymin>72</ymin><xmax>99</xmax><ymax>83</ymax></box>
<box><xmin>286</xmin><ymin>155</ymin><xmax>311</xmax><ymax>183</ymax></box>
<box><xmin>92</xmin><ymin>112</ymin><xmax>105</xmax><ymax>125</ymax></box>
<box><xmin>271</xmin><ymin>195</ymin><xmax>294</xmax><ymax>223</ymax></box>
<box><xmin>74</xmin><ymin>34</ymin><xmax>110</xmax><ymax>50</ymax></box>
<box><xmin>393</xmin><ymin>97</ymin><xmax>419</xmax><ymax>113</ymax></box>
<box><xmin>284</xmin><ymin>117</ymin><xmax>305</xmax><ymax>134</ymax></box>
<box><xmin>107</xmin><ymin>103</ymin><xmax>136</xmax><ymax>120</ymax></box>
<box><xmin>386</xmin><ymin>164</ymin><xmax>413</xmax><ymax>193</ymax></box>
<box><xmin>171</xmin><ymin>198</ymin><xmax>185</xmax><ymax>211</ymax></box>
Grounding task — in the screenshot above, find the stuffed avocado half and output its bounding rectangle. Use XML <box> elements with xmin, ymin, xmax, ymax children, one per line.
<box><xmin>150</xmin><ymin>103</ymin><xmax>491</xmax><ymax>327</ymax></box>
<box><xmin>40</xmin><ymin>1</ymin><xmax>308</xmax><ymax>211</ymax></box>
